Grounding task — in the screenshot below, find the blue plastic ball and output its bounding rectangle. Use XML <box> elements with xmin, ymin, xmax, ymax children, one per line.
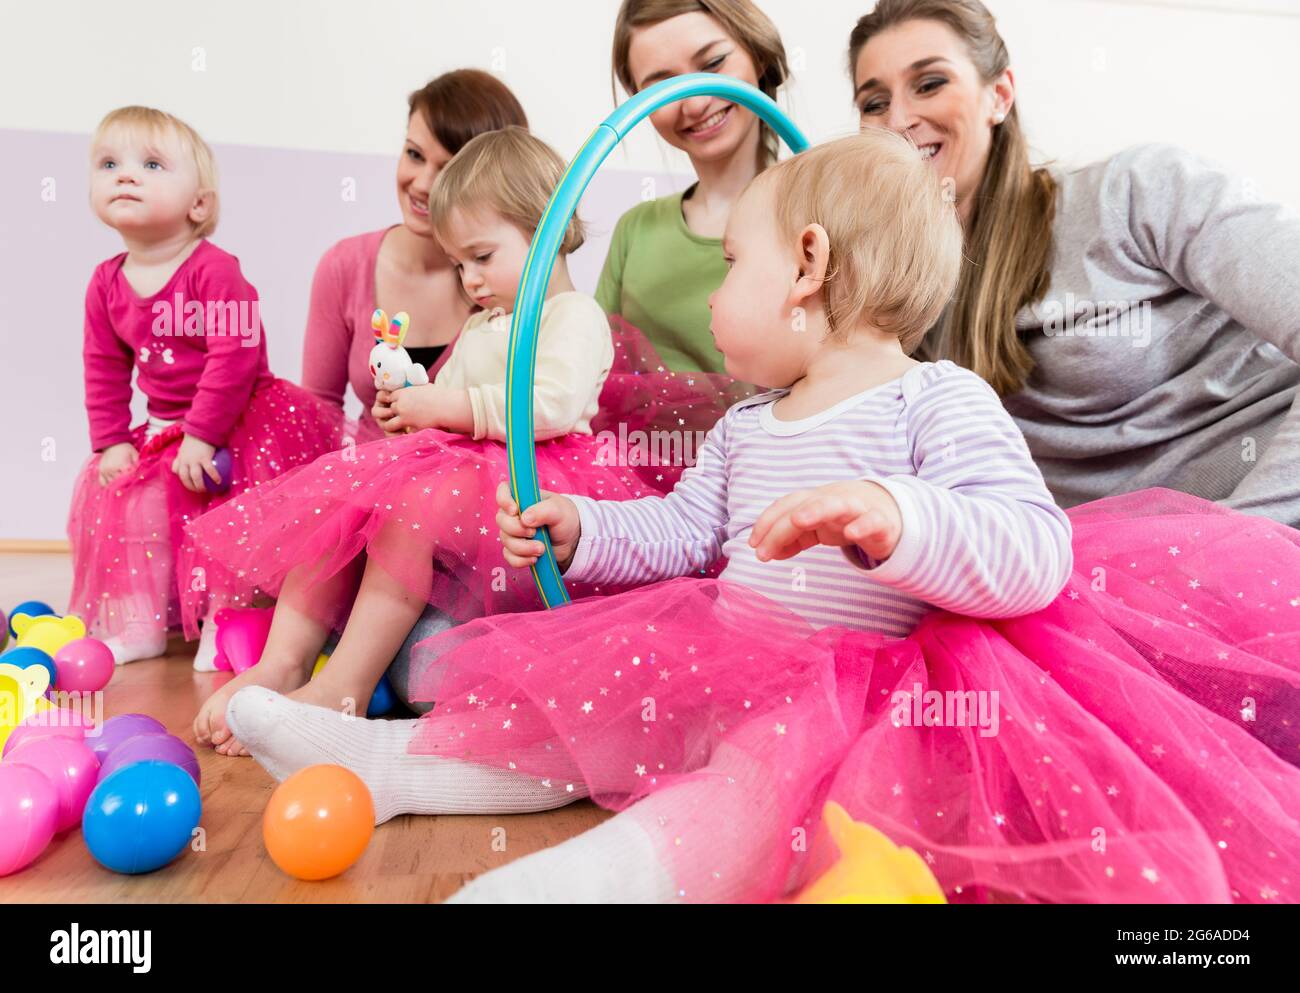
<box><xmin>8</xmin><ymin>601</ymin><xmax>55</xmax><ymax>638</ymax></box>
<box><xmin>1</xmin><ymin>645</ymin><xmax>56</xmax><ymax>687</ymax></box>
<box><xmin>82</xmin><ymin>761</ymin><xmax>202</xmax><ymax>874</ymax></box>
<box><xmin>367</xmin><ymin>673</ymin><xmax>397</xmax><ymax>718</ymax></box>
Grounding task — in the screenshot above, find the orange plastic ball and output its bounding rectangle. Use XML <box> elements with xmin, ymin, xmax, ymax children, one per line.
<box><xmin>262</xmin><ymin>765</ymin><xmax>375</xmax><ymax>881</ymax></box>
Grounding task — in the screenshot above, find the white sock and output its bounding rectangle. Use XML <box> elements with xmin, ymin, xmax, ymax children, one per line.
<box><xmin>191</xmin><ymin>617</ymin><xmax>219</xmax><ymax>672</ymax></box>
<box><xmin>103</xmin><ymin>626</ymin><xmax>168</xmax><ymax>665</ymax></box>
<box><xmin>224</xmin><ymin>687</ymin><xmax>587</xmax><ymax>825</ymax></box>
<box><xmin>448</xmin><ymin>742</ymin><xmax>784</xmax><ymax>904</ymax></box>
<box><xmin>445</xmin><ymin>810</ymin><xmax>677</xmax><ymax>904</ymax></box>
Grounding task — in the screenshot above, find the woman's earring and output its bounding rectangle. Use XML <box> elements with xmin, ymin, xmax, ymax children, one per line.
<box><xmin>993</xmin><ymin>111</ymin><xmax>1006</xmax><ymax>125</ymax></box>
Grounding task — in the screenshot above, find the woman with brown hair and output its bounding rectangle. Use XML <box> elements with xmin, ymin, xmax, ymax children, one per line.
<box><xmin>300</xmin><ymin>69</ymin><xmax>528</xmax><ymax>442</ymax></box>
<box><xmin>595</xmin><ymin>0</ymin><xmax>791</xmax><ymax>372</ymax></box>
<box><xmin>849</xmin><ymin>0</ymin><xmax>1300</xmax><ymax>526</ymax></box>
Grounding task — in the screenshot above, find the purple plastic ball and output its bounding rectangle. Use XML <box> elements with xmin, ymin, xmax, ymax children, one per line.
<box><xmin>86</xmin><ymin>714</ymin><xmax>167</xmax><ymax>763</ymax></box>
<box><xmin>203</xmin><ymin>447</ymin><xmax>233</xmax><ymax>494</ymax></box>
<box><xmin>99</xmin><ymin>732</ymin><xmax>200</xmax><ymax>788</ymax></box>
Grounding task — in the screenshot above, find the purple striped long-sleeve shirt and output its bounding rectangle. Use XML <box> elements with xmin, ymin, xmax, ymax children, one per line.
<box><xmin>566</xmin><ymin>360</ymin><xmax>1073</xmax><ymax>637</ymax></box>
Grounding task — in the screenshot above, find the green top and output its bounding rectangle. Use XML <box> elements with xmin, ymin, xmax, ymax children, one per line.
<box><xmin>594</xmin><ymin>187</ymin><xmax>729</xmax><ymax>373</ymax></box>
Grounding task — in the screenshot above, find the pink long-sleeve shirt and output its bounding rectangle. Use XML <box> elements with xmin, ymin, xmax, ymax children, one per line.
<box><xmin>83</xmin><ymin>240</ymin><xmax>274</xmax><ymax>452</ymax></box>
<box><xmin>299</xmin><ymin>228</ymin><xmax>461</xmax><ymax>436</ymax></box>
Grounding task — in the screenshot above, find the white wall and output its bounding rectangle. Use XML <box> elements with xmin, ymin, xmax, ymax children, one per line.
<box><xmin>2</xmin><ymin>0</ymin><xmax>1299</xmax><ymax>543</ymax></box>
<box><xmin>2</xmin><ymin>0</ymin><xmax>1298</xmax><ymax>203</ymax></box>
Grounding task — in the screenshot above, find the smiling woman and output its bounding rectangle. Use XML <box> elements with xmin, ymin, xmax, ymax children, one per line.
<box><xmin>298</xmin><ymin>69</ymin><xmax>529</xmax><ymax>443</ymax></box>
<box><xmin>850</xmin><ymin>0</ymin><xmax>1300</xmax><ymax>527</ymax></box>
<box><xmin>595</xmin><ymin>0</ymin><xmax>790</xmax><ymax>374</ymax></box>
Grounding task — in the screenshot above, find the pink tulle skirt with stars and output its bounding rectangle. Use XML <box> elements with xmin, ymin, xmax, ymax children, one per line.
<box><xmin>179</xmin><ymin>318</ymin><xmax>752</xmax><ymax>634</ymax></box>
<box><xmin>67</xmin><ymin>379</ymin><xmax>344</xmax><ymax>639</ymax></box>
<box><xmin>406</xmin><ymin>489</ymin><xmax>1300</xmax><ymax>904</ymax></box>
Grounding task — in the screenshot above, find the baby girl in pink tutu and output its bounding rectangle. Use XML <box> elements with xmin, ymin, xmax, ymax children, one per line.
<box><xmin>222</xmin><ymin>129</ymin><xmax>1299</xmax><ymax>903</ymax></box>
<box><xmin>188</xmin><ymin>127</ymin><xmax>738</xmax><ymax>754</ymax></box>
<box><xmin>68</xmin><ymin>106</ymin><xmax>341</xmax><ymax>668</ymax></box>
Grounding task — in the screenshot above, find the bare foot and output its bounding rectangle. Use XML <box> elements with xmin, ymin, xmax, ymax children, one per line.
<box><xmin>285</xmin><ymin>671</ymin><xmax>374</xmax><ymax>720</ymax></box>
<box><xmin>194</xmin><ymin>656</ymin><xmax>314</xmax><ymax>752</ymax></box>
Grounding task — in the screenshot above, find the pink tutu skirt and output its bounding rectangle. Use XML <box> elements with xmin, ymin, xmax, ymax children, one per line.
<box><xmin>180</xmin><ymin>318</ymin><xmax>753</xmax><ymax>633</ymax></box>
<box><xmin>407</xmin><ymin>489</ymin><xmax>1300</xmax><ymax>903</ymax></box>
<box><xmin>67</xmin><ymin>378</ymin><xmax>344</xmax><ymax>639</ymax></box>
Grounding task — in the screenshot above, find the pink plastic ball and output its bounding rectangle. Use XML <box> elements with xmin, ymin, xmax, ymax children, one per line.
<box><xmin>0</xmin><ymin>763</ymin><xmax>58</xmax><ymax>875</ymax></box>
<box><xmin>1</xmin><ymin>709</ymin><xmax>89</xmax><ymax>760</ymax></box>
<box><xmin>53</xmin><ymin>637</ymin><xmax>115</xmax><ymax>693</ymax></box>
<box><xmin>7</xmin><ymin>736</ymin><xmax>101</xmax><ymax>834</ymax></box>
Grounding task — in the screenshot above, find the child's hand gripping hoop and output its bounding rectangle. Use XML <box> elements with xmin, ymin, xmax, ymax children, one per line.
<box><xmin>504</xmin><ymin>74</ymin><xmax>809</xmax><ymax>609</ymax></box>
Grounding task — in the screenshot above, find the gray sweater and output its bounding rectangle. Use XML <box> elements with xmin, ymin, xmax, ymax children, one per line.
<box><xmin>976</xmin><ymin>144</ymin><xmax>1300</xmax><ymax>527</ymax></box>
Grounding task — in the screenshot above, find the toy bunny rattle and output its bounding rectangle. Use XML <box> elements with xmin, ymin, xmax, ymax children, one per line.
<box><xmin>369</xmin><ymin>309</ymin><xmax>430</xmax><ymax>391</ymax></box>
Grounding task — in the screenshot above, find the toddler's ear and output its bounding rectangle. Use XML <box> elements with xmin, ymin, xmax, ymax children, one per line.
<box><xmin>189</xmin><ymin>189</ymin><xmax>216</xmax><ymax>229</ymax></box>
<box><xmin>790</xmin><ymin>223</ymin><xmax>831</xmax><ymax>305</ymax></box>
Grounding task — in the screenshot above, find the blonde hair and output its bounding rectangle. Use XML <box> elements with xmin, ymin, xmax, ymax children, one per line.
<box><xmin>428</xmin><ymin>126</ymin><xmax>585</xmax><ymax>254</ymax></box>
<box><xmin>761</xmin><ymin>129</ymin><xmax>963</xmax><ymax>353</ymax></box>
<box><xmin>92</xmin><ymin>106</ymin><xmax>220</xmax><ymax>239</ymax></box>
<box><xmin>849</xmin><ymin>0</ymin><xmax>1057</xmax><ymax>395</ymax></box>
<box><xmin>612</xmin><ymin>0</ymin><xmax>790</xmax><ymax>171</ymax></box>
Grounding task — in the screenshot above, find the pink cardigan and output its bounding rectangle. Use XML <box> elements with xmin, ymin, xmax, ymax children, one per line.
<box><xmin>300</xmin><ymin>227</ymin><xmax>461</xmax><ymax>436</ymax></box>
<box><xmin>84</xmin><ymin>240</ymin><xmax>275</xmax><ymax>451</ymax></box>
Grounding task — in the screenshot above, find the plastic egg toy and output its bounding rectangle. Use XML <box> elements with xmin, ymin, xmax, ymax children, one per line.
<box><xmin>99</xmin><ymin>733</ymin><xmax>200</xmax><ymax>788</ymax></box>
<box><xmin>83</xmin><ymin>761</ymin><xmax>201</xmax><ymax>874</ymax></box>
<box><xmin>7</xmin><ymin>736</ymin><xmax>100</xmax><ymax>834</ymax></box>
<box><xmin>53</xmin><ymin>637</ymin><xmax>115</xmax><ymax>693</ymax></box>
<box><xmin>203</xmin><ymin>447</ymin><xmax>234</xmax><ymax>495</ymax></box>
<box><xmin>86</xmin><ymin>713</ymin><xmax>167</xmax><ymax>763</ymax></box>
<box><xmin>263</xmin><ymin>765</ymin><xmax>374</xmax><ymax>880</ymax></box>
<box><xmin>0</xmin><ymin>762</ymin><xmax>58</xmax><ymax>876</ymax></box>
<box><xmin>2</xmin><ymin>709</ymin><xmax>90</xmax><ymax>759</ymax></box>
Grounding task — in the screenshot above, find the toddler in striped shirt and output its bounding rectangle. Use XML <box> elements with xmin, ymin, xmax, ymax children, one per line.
<box><xmin>500</xmin><ymin>128</ymin><xmax>1073</xmax><ymax>634</ymax></box>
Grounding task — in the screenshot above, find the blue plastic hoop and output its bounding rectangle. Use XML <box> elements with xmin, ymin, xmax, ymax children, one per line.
<box><xmin>506</xmin><ymin>74</ymin><xmax>810</xmax><ymax>609</ymax></box>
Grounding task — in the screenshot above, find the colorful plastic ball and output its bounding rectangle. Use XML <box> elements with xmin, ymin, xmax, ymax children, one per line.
<box><xmin>2</xmin><ymin>709</ymin><xmax>88</xmax><ymax>759</ymax></box>
<box><xmin>82</xmin><ymin>761</ymin><xmax>202</xmax><ymax>875</ymax></box>
<box><xmin>0</xmin><ymin>608</ymin><xmax>7</xmax><ymax>651</ymax></box>
<box><xmin>7</xmin><ymin>601</ymin><xmax>54</xmax><ymax>638</ymax></box>
<box><xmin>53</xmin><ymin>638</ymin><xmax>115</xmax><ymax>693</ymax></box>
<box><xmin>367</xmin><ymin>673</ymin><xmax>397</xmax><ymax>718</ymax></box>
<box><xmin>100</xmin><ymin>733</ymin><xmax>200</xmax><ymax>788</ymax></box>
<box><xmin>0</xmin><ymin>762</ymin><xmax>58</xmax><ymax>876</ymax></box>
<box><xmin>86</xmin><ymin>713</ymin><xmax>167</xmax><ymax>763</ymax></box>
<box><xmin>7</xmin><ymin>736</ymin><xmax>100</xmax><ymax>834</ymax></box>
<box><xmin>263</xmin><ymin>765</ymin><xmax>374</xmax><ymax>881</ymax></box>
<box><xmin>203</xmin><ymin>447</ymin><xmax>233</xmax><ymax>495</ymax></box>
<box><xmin>2</xmin><ymin>645</ymin><xmax>56</xmax><ymax>687</ymax></box>
<box><xmin>310</xmin><ymin>652</ymin><xmax>394</xmax><ymax>717</ymax></box>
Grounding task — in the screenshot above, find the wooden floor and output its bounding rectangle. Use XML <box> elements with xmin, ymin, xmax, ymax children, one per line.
<box><xmin>0</xmin><ymin>551</ymin><xmax>610</xmax><ymax>903</ymax></box>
